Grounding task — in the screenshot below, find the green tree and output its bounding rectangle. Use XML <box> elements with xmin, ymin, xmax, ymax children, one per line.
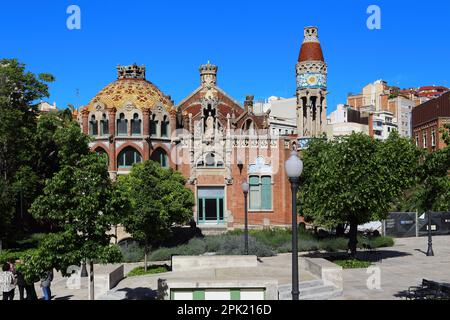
<box><xmin>300</xmin><ymin>132</ymin><xmax>419</xmax><ymax>256</ymax></box>
<box><xmin>0</xmin><ymin>59</ymin><xmax>54</xmax><ymax>241</ymax></box>
<box><xmin>415</xmin><ymin>124</ymin><xmax>450</xmax><ymax>212</ymax></box>
<box><xmin>118</xmin><ymin>160</ymin><xmax>195</xmax><ymax>270</ymax></box>
<box><xmin>30</xmin><ymin>152</ymin><xmax>129</xmax><ymax>298</ymax></box>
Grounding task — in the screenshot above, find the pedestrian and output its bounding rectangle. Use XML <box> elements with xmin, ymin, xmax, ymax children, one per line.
<box><xmin>40</xmin><ymin>270</ymin><xmax>53</xmax><ymax>300</ymax></box>
<box><xmin>1</xmin><ymin>262</ymin><xmax>16</xmax><ymax>300</ymax></box>
<box><xmin>15</xmin><ymin>266</ymin><xmax>26</xmax><ymax>300</ymax></box>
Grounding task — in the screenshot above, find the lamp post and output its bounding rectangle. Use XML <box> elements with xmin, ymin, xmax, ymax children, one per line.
<box><xmin>241</xmin><ymin>180</ymin><xmax>250</xmax><ymax>255</ymax></box>
<box><xmin>285</xmin><ymin>150</ymin><xmax>303</xmax><ymax>301</ymax></box>
<box><xmin>426</xmin><ymin>211</ymin><xmax>434</xmax><ymax>256</ymax></box>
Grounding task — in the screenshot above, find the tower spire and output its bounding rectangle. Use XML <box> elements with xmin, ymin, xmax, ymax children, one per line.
<box><xmin>296</xmin><ymin>26</ymin><xmax>328</xmax><ymax>138</ymax></box>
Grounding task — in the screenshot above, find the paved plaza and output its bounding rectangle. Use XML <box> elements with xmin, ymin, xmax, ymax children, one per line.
<box><xmin>331</xmin><ymin>235</ymin><xmax>450</xmax><ymax>300</ymax></box>
<box><xmin>3</xmin><ymin>235</ymin><xmax>449</xmax><ymax>300</ymax></box>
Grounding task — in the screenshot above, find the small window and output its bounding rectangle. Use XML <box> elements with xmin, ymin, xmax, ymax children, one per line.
<box><xmin>431</xmin><ymin>130</ymin><xmax>436</xmax><ymax>147</ymax></box>
<box><xmin>100</xmin><ymin>114</ymin><xmax>109</xmax><ymax>136</ymax></box>
<box><xmin>150</xmin><ymin>115</ymin><xmax>158</xmax><ymax>136</ymax></box>
<box><xmin>117</xmin><ymin>113</ymin><xmax>128</xmax><ymax>136</ymax></box>
<box><xmin>161</xmin><ymin>115</ymin><xmax>169</xmax><ymax>138</ymax></box>
<box><xmin>131</xmin><ymin>113</ymin><xmax>141</xmax><ymax>136</ymax></box>
<box><xmin>89</xmin><ymin>115</ymin><xmax>98</xmax><ymax>136</ymax></box>
<box><xmin>423</xmin><ymin>132</ymin><xmax>427</xmax><ymax>148</ymax></box>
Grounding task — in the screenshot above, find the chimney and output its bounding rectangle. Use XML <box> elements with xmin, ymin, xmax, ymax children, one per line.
<box><xmin>244</xmin><ymin>95</ymin><xmax>254</xmax><ymax>113</ymax></box>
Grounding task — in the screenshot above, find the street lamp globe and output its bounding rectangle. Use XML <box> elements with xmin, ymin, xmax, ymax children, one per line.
<box><xmin>241</xmin><ymin>180</ymin><xmax>250</xmax><ymax>194</ymax></box>
<box><xmin>285</xmin><ymin>151</ymin><xmax>303</xmax><ymax>179</ymax></box>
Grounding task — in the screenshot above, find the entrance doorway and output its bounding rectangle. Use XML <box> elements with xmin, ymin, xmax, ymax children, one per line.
<box><xmin>197</xmin><ymin>187</ymin><xmax>225</xmax><ymax>224</ymax></box>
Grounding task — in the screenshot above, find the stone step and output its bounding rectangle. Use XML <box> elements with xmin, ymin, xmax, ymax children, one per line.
<box><xmin>278</xmin><ymin>280</ymin><xmax>342</xmax><ymax>300</ymax></box>
<box><xmin>300</xmin><ymin>288</ymin><xmax>343</xmax><ymax>300</ymax></box>
<box><xmin>278</xmin><ymin>279</ymin><xmax>324</xmax><ymax>292</ymax></box>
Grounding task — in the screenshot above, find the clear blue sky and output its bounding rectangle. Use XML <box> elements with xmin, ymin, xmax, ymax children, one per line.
<box><xmin>1</xmin><ymin>0</ymin><xmax>449</xmax><ymax>114</ymax></box>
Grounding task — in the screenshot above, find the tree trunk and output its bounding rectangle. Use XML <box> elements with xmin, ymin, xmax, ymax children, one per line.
<box><xmin>336</xmin><ymin>224</ymin><xmax>345</xmax><ymax>237</ymax></box>
<box><xmin>348</xmin><ymin>219</ymin><xmax>358</xmax><ymax>258</ymax></box>
<box><xmin>89</xmin><ymin>260</ymin><xmax>94</xmax><ymax>300</ymax></box>
<box><xmin>144</xmin><ymin>246</ymin><xmax>148</xmax><ymax>272</ymax></box>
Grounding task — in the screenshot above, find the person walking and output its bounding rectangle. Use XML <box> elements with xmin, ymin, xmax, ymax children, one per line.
<box><xmin>1</xmin><ymin>263</ymin><xmax>16</xmax><ymax>300</ymax></box>
<box><xmin>40</xmin><ymin>270</ymin><xmax>53</xmax><ymax>300</ymax></box>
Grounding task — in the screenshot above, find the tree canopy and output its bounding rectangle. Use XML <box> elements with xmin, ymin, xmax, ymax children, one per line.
<box><xmin>118</xmin><ymin>160</ymin><xmax>195</xmax><ymax>269</ymax></box>
<box><xmin>300</xmin><ymin>132</ymin><xmax>420</xmax><ymax>255</ymax></box>
<box><xmin>29</xmin><ymin>152</ymin><xmax>129</xmax><ymax>276</ymax></box>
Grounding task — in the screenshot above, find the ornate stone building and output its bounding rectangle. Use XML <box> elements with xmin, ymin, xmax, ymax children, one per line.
<box><xmin>78</xmin><ymin>65</ymin><xmax>176</xmax><ymax>180</ymax></box>
<box><xmin>296</xmin><ymin>26</ymin><xmax>328</xmax><ymax>140</ymax></box>
<box><xmin>78</xmin><ymin>63</ymin><xmax>296</xmax><ymax>232</ymax></box>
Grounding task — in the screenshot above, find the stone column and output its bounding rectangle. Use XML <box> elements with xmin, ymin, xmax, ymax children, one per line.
<box><xmin>297</xmin><ymin>93</ymin><xmax>304</xmax><ymax>138</ymax></box>
<box><xmin>142</xmin><ymin>108</ymin><xmax>151</xmax><ymax>161</ymax></box>
<box><xmin>107</xmin><ymin>108</ymin><xmax>117</xmax><ymax>172</ymax></box>
<box><xmin>169</xmin><ymin>107</ymin><xmax>177</xmax><ymax>137</ymax></box>
<box><xmin>81</xmin><ymin>109</ymin><xmax>89</xmax><ymax>135</ymax></box>
<box><xmin>142</xmin><ymin>108</ymin><xmax>150</xmax><ymax>136</ymax></box>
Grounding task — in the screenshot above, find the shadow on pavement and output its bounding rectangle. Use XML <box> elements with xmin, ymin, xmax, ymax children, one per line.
<box><xmin>54</xmin><ymin>295</ymin><xmax>74</xmax><ymax>301</ymax></box>
<box><xmin>302</xmin><ymin>250</ymin><xmax>412</xmax><ymax>262</ymax></box>
<box><xmin>117</xmin><ymin>287</ymin><xmax>158</xmax><ymax>300</ymax></box>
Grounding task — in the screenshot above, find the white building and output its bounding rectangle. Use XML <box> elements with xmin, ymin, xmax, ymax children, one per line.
<box><xmin>38</xmin><ymin>101</ymin><xmax>58</xmax><ymax>113</ymax></box>
<box><xmin>387</xmin><ymin>96</ymin><xmax>413</xmax><ymax>137</ymax></box>
<box><xmin>372</xmin><ymin>111</ymin><xmax>397</xmax><ymax>140</ymax></box>
<box><xmin>326</xmin><ymin>104</ymin><xmax>369</xmax><ymax>139</ymax></box>
<box><xmin>253</xmin><ymin>96</ymin><xmax>297</xmax><ymax>136</ymax></box>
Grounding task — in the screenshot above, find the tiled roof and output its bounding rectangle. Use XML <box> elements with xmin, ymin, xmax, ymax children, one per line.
<box><xmin>85</xmin><ymin>78</ymin><xmax>173</xmax><ymax>111</ymax></box>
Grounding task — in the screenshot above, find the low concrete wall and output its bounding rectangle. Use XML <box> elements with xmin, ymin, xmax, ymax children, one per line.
<box><xmin>171</xmin><ymin>255</ymin><xmax>258</xmax><ymax>272</ymax></box>
<box><xmin>71</xmin><ymin>264</ymin><xmax>124</xmax><ymax>299</ymax></box>
<box><xmin>300</xmin><ymin>257</ymin><xmax>343</xmax><ymax>290</ymax></box>
<box><xmin>158</xmin><ymin>278</ymin><xmax>278</xmax><ymax>300</ymax></box>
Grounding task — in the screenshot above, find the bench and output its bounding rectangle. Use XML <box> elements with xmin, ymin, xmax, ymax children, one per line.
<box><xmin>407</xmin><ymin>279</ymin><xmax>449</xmax><ymax>300</ymax></box>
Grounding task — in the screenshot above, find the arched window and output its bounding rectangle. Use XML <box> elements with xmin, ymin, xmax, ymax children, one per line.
<box><xmin>243</xmin><ymin>119</ymin><xmax>255</xmax><ymax>134</ymax></box>
<box><xmin>150</xmin><ymin>114</ymin><xmax>158</xmax><ymax>136</ymax></box>
<box><xmin>131</xmin><ymin>113</ymin><xmax>141</xmax><ymax>136</ymax></box>
<box><xmin>197</xmin><ymin>153</ymin><xmax>224</xmax><ymax>168</ymax></box>
<box><xmin>95</xmin><ymin>147</ymin><xmax>109</xmax><ymax>165</ymax></box>
<box><xmin>100</xmin><ymin>114</ymin><xmax>109</xmax><ymax>136</ymax></box>
<box><xmin>89</xmin><ymin>115</ymin><xmax>98</xmax><ymax>136</ymax></box>
<box><xmin>150</xmin><ymin>148</ymin><xmax>169</xmax><ymax>168</ymax></box>
<box><xmin>161</xmin><ymin>115</ymin><xmax>169</xmax><ymax>138</ymax></box>
<box><xmin>118</xmin><ymin>147</ymin><xmax>142</xmax><ymax>168</ymax></box>
<box><xmin>117</xmin><ymin>113</ymin><xmax>128</xmax><ymax>136</ymax></box>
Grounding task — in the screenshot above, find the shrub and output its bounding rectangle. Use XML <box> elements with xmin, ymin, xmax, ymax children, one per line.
<box><xmin>149</xmin><ymin>247</ymin><xmax>175</xmax><ymax>262</ymax></box>
<box><xmin>318</xmin><ymin>238</ymin><xmax>348</xmax><ymax>252</ymax></box>
<box><xmin>298</xmin><ymin>239</ymin><xmax>320</xmax><ymax>252</ymax></box>
<box><xmin>127</xmin><ymin>265</ymin><xmax>169</xmax><ymax>277</ymax></box>
<box><xmin>332</xmin><ymin>259</ymin><xmax>372</xmax><ymax>269</ymax></box>
<box><xmin>217</xmin><ymin>235</ymin><xmax>275</xmax><ymax>257</ymax></box>
<box><xmin>149</xmin><ymin>238</ymin><xmax>207</xmax><ymax>261</ymax></box>
<box><xmin>368</xmin><ymin>236</ymin><xmax>394</xmax><ymax>248</ymax></box>
<box><xmin>118</xmin><ymin>240</ymin><xmax>144</xmax><ymax>263</ymax></box>
<box><xmin>204</xmin><ymin>235</ymin><xmax>225</xmax><ymax>253</ymax></box>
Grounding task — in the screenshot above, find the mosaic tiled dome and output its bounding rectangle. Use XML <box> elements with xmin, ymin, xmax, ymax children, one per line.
<box><xmin>85</xmin><ymin>65</ymin><xmax>173</xmax><ymax>111</ymax></box>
